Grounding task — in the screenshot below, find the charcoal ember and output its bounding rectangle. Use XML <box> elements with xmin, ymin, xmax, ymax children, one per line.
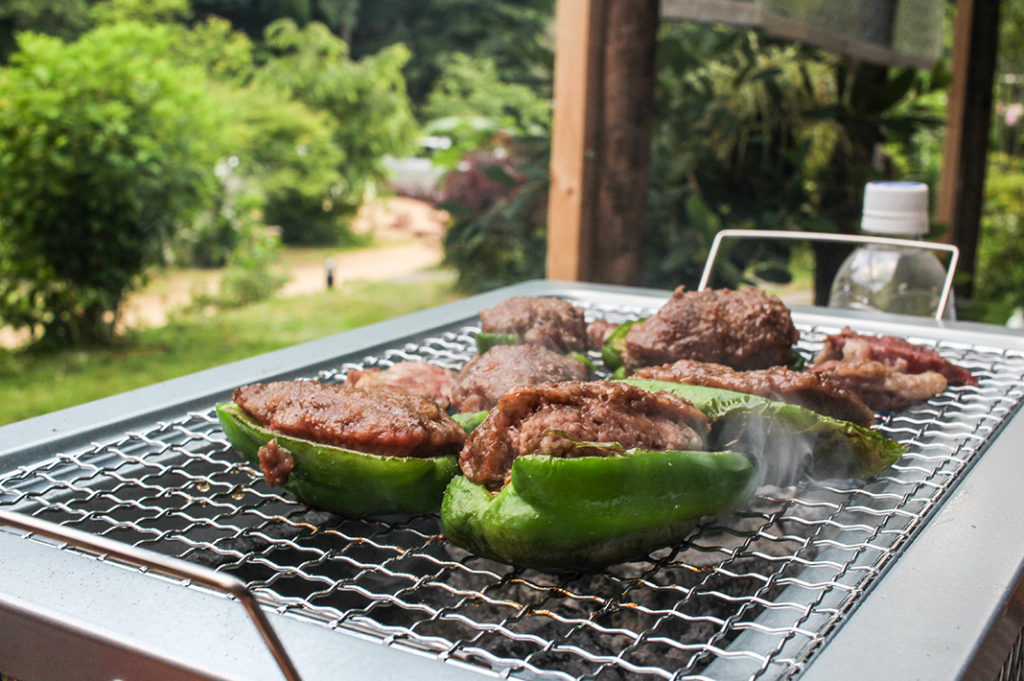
<box><xmin>479</xmin><ymin>296</ymin><xmax>588</xmax><ymax>353</ymax></box>
<box><xmin>624</xmin><ymin>288</ymin><xmax>799</xmax><ymax>371</ymax></box>
<box><xmin>184</xmin><ymin>508</ymin><xmax>337</xmax><ymax>568</ymax></box>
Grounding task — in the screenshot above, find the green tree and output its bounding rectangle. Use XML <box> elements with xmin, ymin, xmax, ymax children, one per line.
<box><xmin>90</xmin><ymin>0</ymin><xmax>190</xmax><ymax>24</ymax></box>
<box><xmin>646</xmin><ymin>28</ymin><xmax>840</xmax><ymax>290</ymax></box>
<box><xmin>255</xmin><ymin>19</ymin><xmax>419</xmax><ymax>244</ymax></box>
<box><xmin>422</xmin><ymin>53</ymin><xmax>551</xmax><ymax>167</ymax></box>
<box><xmin>189</xmin><ymin>0</ymin><xmax>358</xmax><ymax>43</ymax></box>
<box><xmin>970</xmin><ymin>152</ymin><xmax>1024</xmax><ymax>322</ymax></box>
<box><xmin>0</xmin><ymin>0</ymin><xmax>92</xmax><ymax>62</ymax></box>
<box><xmin>347</xmin><ymin>0</ymin><xmax>553</xmax><ymax>105</ymax></box>
<box><xmin>0</xmin><ymin>23</ymin><xmax>230</xmax><ymax>345</ymax></box>
<box><xmin>231</xmin><ymin>82</ymin><xmax>349</xmax><ymax>247</ymax></box>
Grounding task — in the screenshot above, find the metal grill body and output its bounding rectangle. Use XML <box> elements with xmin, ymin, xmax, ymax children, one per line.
<box><xmin>2</xmin><ymin>281</ymin><xmax>1024</xmax><ymax>681</ymax></box>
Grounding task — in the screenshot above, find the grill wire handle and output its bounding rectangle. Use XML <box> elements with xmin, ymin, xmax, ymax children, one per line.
<box><xmin>0</xmin><ymin>508</ymin><xmax>303</xmax><ymax>681</ymax></box>
<box><xmin>698</xmin><ymin>229</ymin><xmax>960</xmax><ymax>321</ymax></box>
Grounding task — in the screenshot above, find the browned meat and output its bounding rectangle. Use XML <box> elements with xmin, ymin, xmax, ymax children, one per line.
<box><xmin>345</xmin><ymin>361</ymin><xmax>458</xmax><ymax>409</ymax></box>
<box><xmin>815</xmin><ymin>327</ymin><xmax>977</xmax><ymax>386</ymax></box>
<box><xmin>233</xmin><ymin>380</ymin><xmax>466</xmax><ymax>458</ymax></box>
<box><xmin>623</xmin><ymin>287</ymin><xmax>799</xmax><ymax>371</ymax></box>
<box><xmin>460</xmin><ymin>381</ymin><xmax>709</xmax><ymax>490</ymax></box>
<box><xmin>810</xmin><ymin>359</ymin><xmax>948</xmax><ymax>412</ymax></box>
<box><xmin>586</xmin><ymin>318</ymin><xmax>619</xmax><ymax>349</ymax></box>
<box><xmin>450</xmin><ymin>344</ymin><xmax>590</xmax><ymax>413</ymax></box>
<box><xmin>258</xmin><ymin>440</ymin><xmax>295</xmax><ymax>486</ymax></box>
<box><xmin>631</xmin><ymin>359</ymin><xmax>876</xmax><ymax>427</ymax></box>
<box><xmin>479</xmin><ymin>296</ymin><xmax>588</xmax><ymax>352</ymax></box>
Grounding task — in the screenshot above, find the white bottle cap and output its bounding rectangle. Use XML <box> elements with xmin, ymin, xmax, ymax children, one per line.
<box><xmin>861</xmin><ymin>181</ymin><xmax>929</xmax><ymax>235</ymax></box>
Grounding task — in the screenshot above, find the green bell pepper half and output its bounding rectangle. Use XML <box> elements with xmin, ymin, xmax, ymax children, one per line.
<box><xmin>441</xmin><ymin>448</ymin><xmax>755</xmax><ymax>571</ymax></box>
<box><xmin>474</xmin><ymin>332</ymin><xmax>521</xmax><ymax>354</ymax></box>
<box><xmin>600</xmin><ymin>319</ymin><xmax>643</xmax><ymax>372</ymax></box>
<box><xmin>565</xmin><ymin>351</ymin><xmax>596</xmax><ymax>374</ymax></box>
<box><xmin>451</xmin><ymin>410</ymin><xmax>488</xmax><ymax>434</ymax></box>
<box><xmin>216</xmin><ymin>402</ymin><xmax>460</xmax><ymax>515</ymax></box>
<box><xmin>621</xmin><ymin>379</ymin><xmax>905</xmax><ymax>480</ymax></box>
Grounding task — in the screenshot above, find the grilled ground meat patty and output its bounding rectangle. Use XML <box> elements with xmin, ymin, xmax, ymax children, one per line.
<box><xmin>631</xmin><ymin>359</ymin><xmax>876</xmax><ymax>427</ymax></box>
<box><xmin>450</xmin><ymin>344</ymin><xmax>590</xmax><ymax>413</ymax></box>
<box><xmin>810</xmin><ymin>359</ymin><xmax>948</xmax><ymax>412</ymax></box>
<box><xmin>624</xmin><ymin>287</ymin><xmax>799</xmax><ymax>371</ymax></box>
<box><xmin>345</xmin><ymin>361</ymin><xmax>458</xmax><ymax>409</ymax></box>
<box><xmin>460</xmin><ymin>381</ymin><xmax>709</xmax><ymax>490</ymax></box>
<box><xmin>479</xmin><ymin>296</ymin><xmax>588</xmax><ymax>352</ymax></box>
<box><xmin>233</xmin><ymin>380</ymin><xmax>466</xmax><ymax>458</ymax></box>
<box><xmin>586</xmin><ymin>318</ymin><xmax>619</xmax><ymax>349</ymax></box>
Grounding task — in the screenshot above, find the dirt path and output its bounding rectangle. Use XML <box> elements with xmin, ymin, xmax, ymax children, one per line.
<box><xmin>1</xmin><ymin>197</ymin><xmax>449</xmax><ymax>347</ymax></box>
<box><xmin>122</xmin><ymin>196</ymin><xmax>449</xmax><ymax>329</ymax></box>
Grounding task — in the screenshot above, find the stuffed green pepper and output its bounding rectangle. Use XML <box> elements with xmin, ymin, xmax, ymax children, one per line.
<box><xmin>621</xmin><ymin>379</ymin><xmax>905</xmax><ymax>483</ymax></box>
<box><xmin>441</xmin><ymin>381</ymin><xmax>756</xmax><ymax>571</ymax></box>
<box><xmin>217</xmin><ymin>380</ymin><xmax>464</xmax><ymax>515</ymax></box>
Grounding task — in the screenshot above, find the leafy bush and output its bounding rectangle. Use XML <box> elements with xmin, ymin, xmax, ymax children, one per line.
<box><xmin>644</xmin><ymin>27</ymin><xmax>848</xmax><ymax>291</ymax></box>
<box><xmin>189</xmin><ymin>225</ymin><xmax>287</xmax><ymax>310</ymax></box>
<box><xmin>438</xmin><ymin>23</ymin><xmax>948</xmax><ymax>297</ymax></box>
<box><xmin>171</xmin><ymin>157</ymin><xmax>267</xmax><ymax>268</ymax></box>
<box><xmin>255</xmin><ymin>19</ymin><xmax>419</xmax><ymax>245</ymax></box>
<box><xmin>442</xmin><ymin>138</ymin><xmax>548</xmax><ymax>292</ymax></box>
<box><xmin>423</xmin><ymin>53</ymin><xmax>551</xmax><ymax>168</ymax></box>
<box><xmin>967</xmin><ymin>152</ymin><xmax>1024</xmax><ymax>323</ymax></box>
<box><xmin>0</xmin><ymin>23</ymin><xmax>229</xmax><ymax>345</ymax></box>
<box><xmin>346</xmin><ymin>0</ymin><xmax>554</xmax><ymax>105</ymax></box>
<box><xmin>0</xmin><ymin>0</ymin><xmax>92</xmax><ymax>62</ymax></box>
<box><xmin>217</xmin><ymin>231</ymin><xmax>287</xmax><ymax>308</ymax></box>
<box><xmin>225</xmin><ymin>82</ymin><xmax>350</xmax><ymax>247</ymax></box>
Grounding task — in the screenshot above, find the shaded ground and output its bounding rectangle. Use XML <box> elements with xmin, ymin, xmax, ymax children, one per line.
<box><xmin>1</xmin><ymin>197</ymin><xmax>449</xmax><ymax>348</ymax></box>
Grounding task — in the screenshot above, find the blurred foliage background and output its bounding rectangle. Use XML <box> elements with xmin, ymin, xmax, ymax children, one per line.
<box><xmin>2</xmin><ymin>0</ymin><xmax>1024</xmax><ymax>356</ymax></box>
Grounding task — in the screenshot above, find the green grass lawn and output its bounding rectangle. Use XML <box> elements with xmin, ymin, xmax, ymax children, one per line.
<box><xmin>0</xmin><ymin>277</ymin><xmax>463</xmax><ymax>426</ymax></box>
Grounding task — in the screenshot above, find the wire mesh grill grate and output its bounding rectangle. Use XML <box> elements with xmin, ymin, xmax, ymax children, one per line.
<box><xmin>2</xmin><ymin>299</ymin><xmax>1023</xmax><ymax>681</ymax></box>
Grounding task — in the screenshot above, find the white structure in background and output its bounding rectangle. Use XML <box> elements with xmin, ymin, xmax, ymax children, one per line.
<box><xmin>381</xmin><ymin>137</ymin><xmax>451</xmax><ymax>200</ymax></box>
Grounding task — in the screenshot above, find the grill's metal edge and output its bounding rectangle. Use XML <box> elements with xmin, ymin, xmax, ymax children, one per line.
<box><xmin>3</xmin><ymin>278</ymin><xmax>1024</xmax><ymax>681</ymax></box>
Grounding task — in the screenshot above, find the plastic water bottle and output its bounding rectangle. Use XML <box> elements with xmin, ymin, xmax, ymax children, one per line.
<box><xmin>829</xmin><ymin>181</ymin><xmax>954</xmax><ymax>319</ymax></box>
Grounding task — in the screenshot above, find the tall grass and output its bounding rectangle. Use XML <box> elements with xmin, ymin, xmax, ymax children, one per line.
<box><xmin>0</xmin><ymin>278</ymin><xmax>461</xmax><ymax>426</ymax></box>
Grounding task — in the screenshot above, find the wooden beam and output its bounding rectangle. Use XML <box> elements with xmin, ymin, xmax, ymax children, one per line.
<box><xmin>546</xmin><ymin>0</ymin><xmax>659</xmax><ymax>284</ymax></box>
<box><xmin>592</xmin><ymin>0</ymin><xmax>660</xmax><ymax>284</ymax></box>
<box><xmin>546</xmin><ymin>0</ymin><xmax>606</xmax><ymax>282</ymax></box>
<box><xmin>936</xmin><ymin>0</ymin><xmax>1001</xmax><ymax>298</ymax></box>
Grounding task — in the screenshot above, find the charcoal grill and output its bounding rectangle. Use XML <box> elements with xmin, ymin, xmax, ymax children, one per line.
<box><xmin>2</xmin><ymin>280</ymin><xmax>1024</xmax><ymax>681</ymax></box>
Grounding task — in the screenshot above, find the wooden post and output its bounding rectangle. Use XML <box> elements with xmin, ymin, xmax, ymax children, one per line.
<box><xmin>547</xmin><ymin>0</ymin><xmax>659</xmax><ymax>284</ymax></box>
<box><xmin>936</xmin><ymin>0</ymin><xmax>1001</xmax><ymax>298</ymax></box>
<box><xmin>546</xmin><ymin>0</ymin><xmax>606</xmax><ymax>282</ymax></box>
